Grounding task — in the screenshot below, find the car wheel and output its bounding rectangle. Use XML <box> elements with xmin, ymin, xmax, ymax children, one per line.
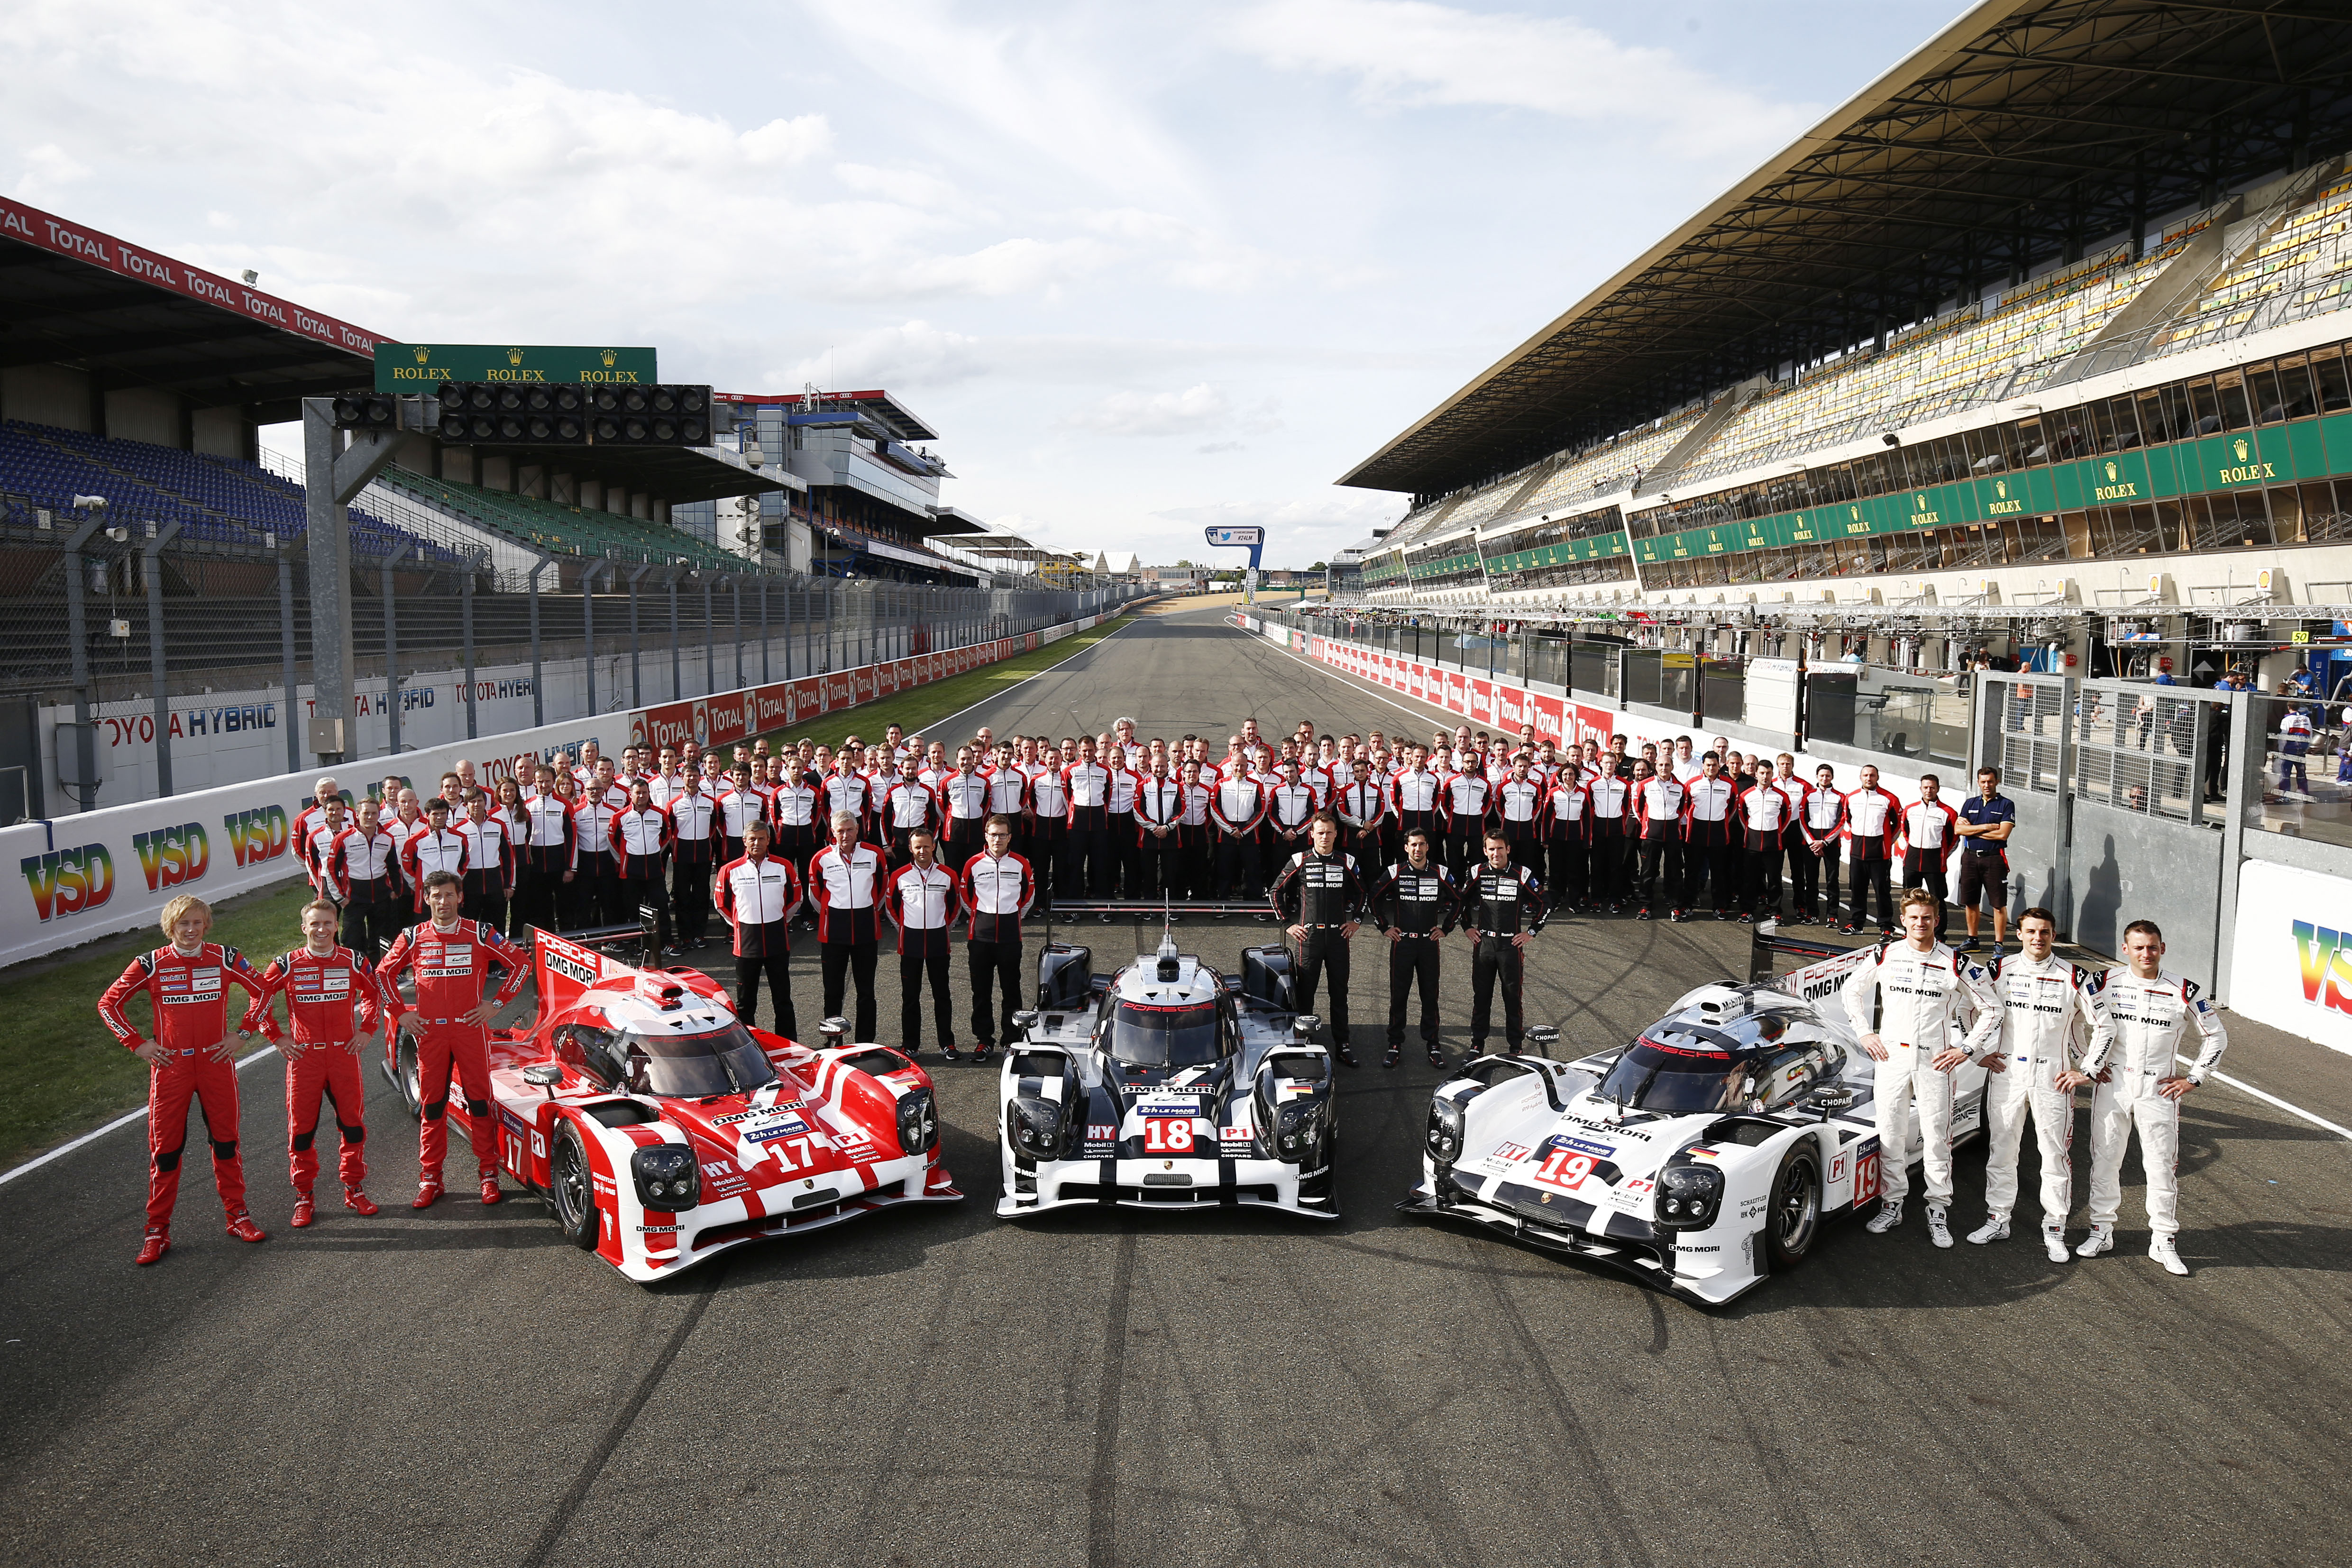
<box><xmin>1765</xmin><ymin>1143</ymin><xmax>1821</xmax><ymax>1270</ymax></box>
<box><xmin>396</xmin><ymin>1033</ymin><xmax>423</xmax><ymax>1120</ymax></box>
<box><xmin>549</xmin><ymin>1122</ymin><xmax>600</xmax><ymax>1250</ymax></box>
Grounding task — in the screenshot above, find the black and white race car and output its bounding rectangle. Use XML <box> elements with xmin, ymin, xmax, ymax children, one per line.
<box><xmin>995</xmin><ymin>928</ymin><xmax>1339</xmax><ymax>1219</ymax></box>
<box><xmin>1398</xmin><ymin>927</ymin><xmax>1990</xmax><ymax>1306</ymax></box>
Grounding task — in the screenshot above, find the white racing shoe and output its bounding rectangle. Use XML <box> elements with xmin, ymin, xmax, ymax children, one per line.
<box><xmin>2076</xmin><ymin>1223</ymin><xmax>2114</xmax><ymax>1258</ymax></box>
<box><xmin>2150</xmin><ymin>1236</ymin><xmax>2190</xmax><ymax>1276</ymax></box>
<box><xmin>1925</xmin><ymin>1204</ymin><xmax>1954</xmax><ymax>1248</ymax></box>
<box><xmin>1864</xmin><ymin>1200</ymin><xmax>1904</xmax><ymax>1235</ymax></box>
<box><xmin>2043</xmin><ymin>1229</ymin><xmax>2071</xmax><ymax>1264</ymax></box>
<box><xmin>1967</xmin><ymin>1216</ymin><xmax>2010</xmax><ymax>1246</ymax></box>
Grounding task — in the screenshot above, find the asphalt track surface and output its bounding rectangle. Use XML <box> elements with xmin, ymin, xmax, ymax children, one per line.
<box><xmin>4</xmin><ymin>602</ymin><xmax>2349</xmax><ymax>1568</ymax></box>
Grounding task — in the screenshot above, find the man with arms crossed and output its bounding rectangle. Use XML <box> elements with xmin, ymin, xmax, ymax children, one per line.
<box><xmin>1840</xmin><ymin>888</ymin><xmax>2003</xmax><ymax>1247</ymax></box>
<box><xmin>1969</xmin><ymin>906</ymin><xmax>2106</xmax><ymax>1262</ymax></box>
<box><xmin>2061</xmin><ymin>918</ymin><xmax>2228</xmax><ymax>1275</ymax></box>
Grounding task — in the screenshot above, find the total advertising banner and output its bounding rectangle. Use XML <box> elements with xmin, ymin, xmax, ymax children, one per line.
<box><xmin>4</xmin><ymin>614</ymin><xmax>1107</xmax><ymax>972</ymax></box>
<box><xmin>2228</xmin><ymin>860</ymin><xmax>2352</xmax><ymax>1055</ymax></box>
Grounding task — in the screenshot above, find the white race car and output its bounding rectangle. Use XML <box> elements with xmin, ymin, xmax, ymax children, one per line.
<box><xmin>995</xmin><ymin>929</ymin><xmax>1339</xmax><ymax>1220</ymax></box>
<box><xmin>1398</xmin><ymin>928</ymin><xmax>1990</xmax><ymax>1306</ymax></box>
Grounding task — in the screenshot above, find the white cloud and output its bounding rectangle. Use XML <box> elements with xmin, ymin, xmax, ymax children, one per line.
<box><xmin>1062</xmin><ymin>383</ymin><xmax>1233</xmax><ymax>437</ymax></box>
<box><xmin>1225</xmin><ymin>0</ymin><xmax>1816</xmax><ymax>158</ymax></box>
<box><xmin>1196</xmin><ymin>441</ymin><xmax>1247</xmax><ymax>454</ymax></box>
<box><xmin>9</xmin><ymin>142</ymin><xmax>88</xmax><ymax>200</ymax></box>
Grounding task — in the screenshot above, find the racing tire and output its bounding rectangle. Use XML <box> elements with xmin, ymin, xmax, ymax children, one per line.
<box><xmin>395</xmin><ymin>1031</ymin><xmax>423</xmax><ymax>1120</ymax></box>
<box><xmin>1764</xmin><ymin>1144</ymin><xmax>1822</xmax><ymax>1271</ymax></box>
<box><xmin>548</xmin><ymin>1122</ymin><xmax>600</xmax><ymax>1251</ymax></box>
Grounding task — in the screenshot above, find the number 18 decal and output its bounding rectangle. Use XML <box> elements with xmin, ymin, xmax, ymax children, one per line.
<box><xmin>1534</xmin><ymin>1149</ymin><xmax>1593</xmax><ymax>1189</ymax></box>
<box><xmin>1143</xmin><ymin>1118</ymin><xmax>1196</xmax><ymax>1154</ymax></box>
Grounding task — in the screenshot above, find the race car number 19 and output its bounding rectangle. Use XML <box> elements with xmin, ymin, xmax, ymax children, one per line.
<box><xmin>1534</xmin><ymin>1150</ymin><xmax>1594</xmax><ymax>1189</ymax></box>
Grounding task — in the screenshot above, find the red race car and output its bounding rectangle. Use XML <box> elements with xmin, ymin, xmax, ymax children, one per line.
<box><xmin>381</xmin><ymin>928</ymin><xmax>958</xmax><ymax>1282</ymax></box>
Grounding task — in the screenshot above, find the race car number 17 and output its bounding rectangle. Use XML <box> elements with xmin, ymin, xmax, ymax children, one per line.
<box><xmin>1533</xmin><ymin>1150</ymin><xmax>1594</xmax><ymax>1189</ymax></box>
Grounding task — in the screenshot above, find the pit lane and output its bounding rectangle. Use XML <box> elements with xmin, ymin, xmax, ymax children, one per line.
<box><xmin>1</xmin><ymin>602</ymin><xmax>2346</xmax><ymax>1568</ymax></box>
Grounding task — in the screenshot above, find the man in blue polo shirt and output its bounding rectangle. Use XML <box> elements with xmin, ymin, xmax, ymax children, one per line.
<box><xmin>1953</xmin><ymin>765</ymin><xmax>2015</xmax><ymax>953</ymax></box>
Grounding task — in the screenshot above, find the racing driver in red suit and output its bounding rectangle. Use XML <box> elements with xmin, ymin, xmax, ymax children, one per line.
<box><xmin>96</xmin><ymin>893</ymin><xmax>272</xmax><ymax>1265</ymax></box>
<box><xmin>241</xmin><ymin>899</ymin><xmax>390</xmax><ymax>1226</ymax></box>
<box><xmin>377</xmin><ymin>870</ymin><xmax>530</xmax><ymax>1208</ymax></box>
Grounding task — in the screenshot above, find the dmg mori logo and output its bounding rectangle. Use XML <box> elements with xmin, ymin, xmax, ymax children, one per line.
<box><xmin>21</xmin><ymin>844</ymin><xmax>113</xmax><ymax>922</ymax></box>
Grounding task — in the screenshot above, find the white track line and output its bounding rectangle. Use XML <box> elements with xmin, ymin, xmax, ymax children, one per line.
<box><xmin>813</xmin><ymin>617</ymin><xmax>1143</xmax><ymax>744</ymax></box>
<box><xmin>1233</xmin><ymin>622</ymin><xmax>1457</xmax><ymax>730</ymax></box>
<box><xmin>1249</xmin><ymin>621</ymin><xmax>2352</xmax><ymax>1145</ymax></box>
<box><xmin>0</xmin><ymin>1046</ymin><xmax>279</xmax><ymax>1190</ymax></box>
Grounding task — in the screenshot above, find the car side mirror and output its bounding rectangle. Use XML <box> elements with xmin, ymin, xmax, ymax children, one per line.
<box><xmin>1806</xmin><ymin>1085</ymin><xmax>1857</xmax><ymax>1121</ymax></box>
<box><xmin>1292</xmin><ymin>1013</ymin><xmax>1321</xmax><ymax>1041</ymax></box>
<box><xmin>1012</xmin><ymin>1009</ymin><xmax>1040</xmax><ymax>1040</ymax></box>
<box><xmin>819</xmin><ymin>1017</ymin><xmax>848</xmax><ymax>1048</ymax></box>
<box><xmin>522</xmin><ymin>1062</ymin><xmax>563</xmax><ymax>1098</ymax></box>
<box><xmin>1525</xmin><ymin>1025</ymin><xmax>1561</xmax><ymax>1059</ymax></box>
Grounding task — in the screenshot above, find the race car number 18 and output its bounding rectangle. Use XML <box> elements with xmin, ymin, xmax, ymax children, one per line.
<box><xmin>1142</xmin><ymin>1119</ymin><xmax>1196</xmax><ymax>1154</ymax></box>
<box><xmin>1534</xmin><ymin>1149</ymin><xmax>1594</xmax><ymax>1189</ymax></box>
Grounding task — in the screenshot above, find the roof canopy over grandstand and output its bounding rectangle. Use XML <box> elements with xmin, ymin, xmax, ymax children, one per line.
<box><xmin>1341</xmin><ymin>0</ymin><xmax>2352</xmax><ymax>502</ymax></box>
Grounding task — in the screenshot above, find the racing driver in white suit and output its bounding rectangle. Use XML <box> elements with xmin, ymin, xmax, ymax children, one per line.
<box><xmin>2060</xmin><ymin>917</ymin><xmax>2228</xmax><ymax>1276</ymax></box>
<box><xmin>1968</xmin><ymin>906</ymin><xmax>2109</xmax><ymax>1262</ymax></box>
<box><xmin>1842</xmin><ymin>887</ymin><xmax>2003</xmax><ymax>1247</ymax></box>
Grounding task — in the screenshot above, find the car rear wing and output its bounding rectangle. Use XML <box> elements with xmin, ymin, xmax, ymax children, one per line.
<box><xmin>529</xmin><ymin>922</ymin><xmax>656</xmax><ymax>1018</ymax></box>
<box><xmin>1748</xmin><ymin>918</ymin><xmax>1885</xmax><ymax>1002</ymax></box>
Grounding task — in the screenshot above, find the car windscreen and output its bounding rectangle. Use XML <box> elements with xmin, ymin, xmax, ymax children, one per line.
<box><xmin>617</xmin><ymin>1022</ymin><xmax>778</xmax><ymax>1099</ymax></box>
<box><xmin>1105</xmin><ymin>1000</ymin><xmax>1224</xmax><ymax>1069</ymax></box>
<box><xmin>1597</xmin><ymin>1039</ymin><xmax>1747</xmax><ymax>1115</ymax></box>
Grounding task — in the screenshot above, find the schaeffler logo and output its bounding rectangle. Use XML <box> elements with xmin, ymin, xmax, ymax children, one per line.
<box><xmin>2294</xmin><ymin>921</ymin><xmax>2352</xmax><ymax>1015</ymax></box>
<box><xmin>22</xmin><ymin>843</ymin><xmax>114</xmax><ymax>922</ymax></box>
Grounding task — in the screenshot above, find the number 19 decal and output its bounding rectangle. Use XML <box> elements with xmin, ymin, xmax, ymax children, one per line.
<box><xmin>1534</xmin><ymin>1150</ymin><xmax>1594</xmax><ymax>1189</ymax></box>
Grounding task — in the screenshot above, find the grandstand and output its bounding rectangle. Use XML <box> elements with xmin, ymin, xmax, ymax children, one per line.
<box><xmin>1338</xmin><ymin>0</ymin><xmax>2352</xmax><ymax>665</ymax></box>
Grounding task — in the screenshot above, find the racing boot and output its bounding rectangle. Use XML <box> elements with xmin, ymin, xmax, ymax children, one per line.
<box><xmin>1864</xmin><ymin>1199</ymin><xmax>1903</xmax><ymax>1235</ymax></box>
<box><xmin>479</xmin><ymin>1170</ymin><xmax>503</xmax><ymax>1205</ymax></box>
<box><xmin>344</xmin><ymin>1185</ymin><xmax>379</xmax><ymax>1217</ymax></box>
<box><xmin>1334</xmin><ymin>1044</ymin><xmax>1360</xmax><ymax>1068</ymax></box>
<box><xmin>942</xmin><ymin>1042</ymin><xmax>962</xmax><ymax>1063</ymax></box>
<box><xmin>1382</xmin><ymin>1047</ymin><xmax>1401</xmax><ymax>1068</ymax></box>
<box><xmin>2149</xmin><ymin>1236</ymin><xmax>2189</xmax><ymax>1276</ymax></box>
<box><xmin>1967</xmin><ymin>1215</ymin><xmax>2009</xmax><ymax>1246</ymax></box>
<box><xmin>971</xmin><ymin>1044</ymin><xmax>993</xmax><ymax>1067</ymax></box>
<box><xmin>290</xmin><ymin>1191</ymin><xmax>317</xmax><ymax>1229</ymax></box>
<box><xmin>133</xmin><ymin>1227</ymin><xmax>171</xmax><ymax>1266</ymax></box>
<box><xmin>413</xmin><ymin>1171</ymin><xmax>444</xmax><ymax>1210</ymax></box>
<box><xmin>2075</xmin><ymin>1222</ymin><xmax>2114</xmax><ymax>1258</ymax></box>
<box><xmin>1427</xmin><ymin>1046</ymin><xmax>1446</xmax><ymax>1070</ymax></box>
<box><xmin>225</xmin><ymin>1210</ymin><xmax>267</xmax><ymax>1244</ymax></box>
<box><xmin>2042</xmin><ymin>1228</ymin><xmax>2070</xmax><ymax>1264</ymax></box>
<box><xmin>1924</xmin><ymin>1203</ymin><xmax>1954</xmax><ymax>1248</ymax></box>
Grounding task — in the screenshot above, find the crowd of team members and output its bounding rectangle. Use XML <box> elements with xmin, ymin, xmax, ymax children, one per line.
<box><xmin>92</xmin><ymin>710</ymin><xmax>2216</xmax><ymax>1277</ymax></box>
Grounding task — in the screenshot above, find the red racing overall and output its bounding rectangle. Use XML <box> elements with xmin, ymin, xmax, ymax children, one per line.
<box><xmin>243</xmin><ymin>945</ymin><xmax>388</xmax><ymax>1194</ymax></box>
<box><xmin>378</xmin><ymin>918</ymin><xmax>529</xmax><ymax>1183</ymax></box>
<box><xmin>97</xmin><ymin>942</ymin><xmax>269</xmax><ymax>1229</ymax></box>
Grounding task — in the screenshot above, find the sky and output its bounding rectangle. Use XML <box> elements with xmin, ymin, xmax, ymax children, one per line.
<box><xmin>1</xmin><ymin>0</ymin><xmax>1958</xmax><ymax>569</ymax></box>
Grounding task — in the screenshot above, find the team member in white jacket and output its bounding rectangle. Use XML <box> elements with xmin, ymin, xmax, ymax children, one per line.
<box><xmin>2060</xmin><ymin>917</ymin><xmax>2229</xmax><ymax>1275</ymax></box>
<box><xmin>1841</xmin><ymin>888</ymin><xmax>2003</xmax><ymax>1247</ymax></box>
<box><xmin>1970</xmin><ymin>907</ymin><xmax>2109</xmax><ymax>1262</ymax></box>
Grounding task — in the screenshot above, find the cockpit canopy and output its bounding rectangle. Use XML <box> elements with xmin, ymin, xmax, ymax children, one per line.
<box><xmin>556</xmin><ymin>1013</ymin><xmax>778</xmax><ymax>1098</ymax></box>
<box><xmin>1099</xmin><ymin>996</ymin><xmax>1231</xmax><ymax>1070</ymax></box>
<box><xmin>1597</xmin><ymin>998</ymin><xmax>1841</xmax><ymax>1116</ymax></box>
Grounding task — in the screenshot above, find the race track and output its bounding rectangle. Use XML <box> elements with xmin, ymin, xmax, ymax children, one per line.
<box><xmin>3</xmin><ymin>602</ymin><xmax>2349</xmax><ymax>1568</ymax></box>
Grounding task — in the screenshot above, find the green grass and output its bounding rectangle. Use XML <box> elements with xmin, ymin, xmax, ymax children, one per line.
<box><xmin>758</xmin><ymin>613</ymin><xmax>1141</xmax><ymax>753</ymax></box>
<box><xmin>0</xmin><ymin>880</ymin><xmax>320</xmax><ymax>1167</ymax></box>
<box><xmin>0</xmin><ymin>613</ymin><xmax>1142</xmax><ymax>1169</ymax></box>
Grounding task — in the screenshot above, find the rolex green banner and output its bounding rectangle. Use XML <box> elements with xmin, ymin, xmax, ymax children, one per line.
<box><xmin>373</xmin><ymin>343</ymin><xmax>659</xmax><ymax>392</ymax></box>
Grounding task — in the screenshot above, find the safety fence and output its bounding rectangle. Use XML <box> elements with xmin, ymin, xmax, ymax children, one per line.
<box><xmin>0</xmin><ymin>606</ymin><xmax>1139</xmax><ymax>971</ymax></box>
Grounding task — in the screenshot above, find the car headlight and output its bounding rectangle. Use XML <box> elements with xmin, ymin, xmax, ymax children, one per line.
<box><xmin>1655</xmin><ymin>1164</ymin><xmax>1725</xmax><ymax>1230</ymax></box>
<box><xmin>897</xmin><ymin>1087</ymin><xmax>940</xmax><ymax>1154</ymax></box>
<box><xmin>1008</xmin><ymin>1094</ymin><xmax>1064</xmax><ymax>1158</ymax></box>
<box><xmin>629</xmin><ymin>1144</ymin><xmax>700</xmax><ymax>1212</ymax></box>
<box><xmin>1273</xmin><ymin>1099</ymin><xmax>1322</xmax><ymax>1163</ymax></box>
<box><xmin>1426</xmin><ymin>1097</ymin><xmax>1465</xmax><ymax>1165</ymax></box>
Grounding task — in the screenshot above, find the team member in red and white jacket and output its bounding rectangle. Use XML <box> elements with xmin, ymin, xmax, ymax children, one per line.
<box><xmin>1840</xmin><ymin>765</ymin><xmax>1904</xmax><ymax>935</ymax></box>
<box><xmin>242</xmin><ymin>901</ymin><xmax>389</xmax><ymax>1225</ymax></box>
<box><xmin>1175</xmin><ymin>758</ymin><xmax>1217</xmax><ymax>906</ymax></box>
<box><xmin>1024</xmin><ymin>748</ymin><xmax>1071</xmax><ymax>908</ymax></box>
<box><xmin>809</xmin><ymin>812</ymin><xmax>889</xmax><ymax>1041</ymax></box>
<box><xmin>666</xmin><ymin>773</ymin><xmax>724</xmax><ymax>952</ymax></box>
<box><xmin>1062</xmin><ymin>741</ymin><xmax>1115</xmax><ymax>900</ymax></box>
<box><xmin>97</xmin><ymin>895</ymin><xmax>273</xmax><ymax>1264</ymax></box>
<box><xmin>1210</xmin><ymin>763</ymin><xmax>1269</xmax><ymax>902</ymax></box>
<box><xmin>1333</xmin><ymin>764</ymin><xmax>1390</xmax><ymax>874</ymax></box>
<box><xmin>716</xmin><ymin>819</ymin><xmax>802</xmax><ymax>1036</ymax></box>
<box><xmin>1896</xmin><ymin>774</ymin><xmax>1961</xmax><ymax>937</ymax></box>
<box><xmin>983</xmin><ymin>741</ymin><xmax>1032</xmax><ymax>851</ymax></box>
<box><xmin>378</xmin><ymin>873</ymin><xmax>532</xmax><ymax>1208</ymax></box>
<box><xmin>300</xmin><ymin>797</ymin><xmax>349</xmax><ymax>904</ymax></box>
<box><xmin>401</xmin><ymin>798</ymin><xmax>469</xmax><ymax>914</ymax></box>
<box><xmin>291</xmin><ymin>777</ymin><xmax>344</xmax><ymax>876</ymax></box>
<box><xmin>879</xmin><ymin>757</ymin><xmax>943</xmax><ymax>868</ymax></box>
<box><xmin>960</xmin><ymin>815</ymin><xmax>1037</xmax><ymax>1060</ymax></box>
<box><xmin>1630</xmin><ymin>765</ymin><xmax>1685</xmax><ymax>919</ymax></box>
<box><xmin>454</xmin><ymin>791</ymin><xmax>516</xmax><ymax>934</ymax></box>
<box><xmin>1105</xmin><ymin>754</ymin><xmax>1147</xmax><ymax>899</ymax></box>
<box><xmin>715</xmin><ymin>762</ymin><xmax>767</xmax><ymax>867</ymax></box>
<box><xmin>323</xmin><ymin>798</ymin><xmax>409</xmax><ymax>958</ymax></box>
<box><xmin>1494</xmin><ymin>756</ymin><xmax>1544</xmax><ymax>873</ymax></box>
<box><xmin>1793</xmin><ymin>764</ymin><xmax>1847</xmax><ymax>925</ymax></box>
<box><xmin>822</xmin><ymin>755</ymin><xmax>877</xmax><ymax>844</ymax></box>
<box><xmin>514</xmin><ymin>767</ymin><xmax>575</xmax><ymax>935</ymax></box>
<box><xmin>610</xmin><ymin>779</ymin><xmax>677</xmax><ymax>953</ymax></box>
<box><xmin>567</xmin><ymin>786</ymin><xmax>623</xmax><ymax>928</ymax></box>
<box><xmin>1440</xmin><ymin>763</ymin><xmax>1492</xmax><ymax>884</ymax></box>
<box><xmin>935</xmin><ymin>746</ymin><xmax>992</xmax><ymax>873</ymax></box>
<box><xmin>1542</xmin><ymin>771</ymin><xmax>1591</xmax><ymax>913</ymax></box>
<box><xmin>1134</xmin><ymin>757</ymin><xmax>1187</xmax><ymax>902</ymax></box>
<box><xmin>885</xmin><ymin>829</ymin><xmax>961</xmax><ymax>1060</ymax></box>
<box><xmin>1678</xmin><ymin>755</ymin><xmax>1740</xmax><ymax>919</ymax></box>
<box><xmin>1735</xmin><ymin>770</ymin><xmax>1799</xmax><ymax>923</ymax></box>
